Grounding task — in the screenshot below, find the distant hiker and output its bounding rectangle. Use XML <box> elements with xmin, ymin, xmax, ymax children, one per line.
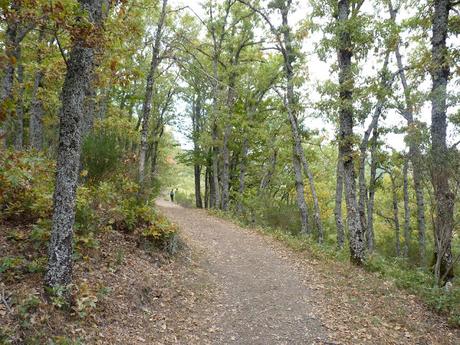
<box><xmin>170</xmin><ymin>189</ymin><xmax>174</xmax><ymax>202</ymax></box>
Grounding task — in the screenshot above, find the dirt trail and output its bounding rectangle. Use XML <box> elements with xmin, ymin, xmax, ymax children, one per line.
<box><xmin>157</xmin><ymin>199</ymin><xmax>460</xmax><ymax>345</ymax></box>
<box><xmin>157</xmin><ymin>199</ymin><xmax>328</xmax><ymax>344</ymax></box>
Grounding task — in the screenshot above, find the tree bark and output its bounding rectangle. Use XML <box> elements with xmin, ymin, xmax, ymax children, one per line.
<box><xmin>192</xmin><ymin>95</ymin><xmax>203</xmax><ymax>208</ymax></box>
<box><xmin>337</xmin><ymin>0</ymin><xmax>365</xmax><ymax>265</ymax></box>
<box><xmin>357</xmin><ymin>52</ymin><xmax>390</xmax><ymax>242</ymax></box>
<box><xmin>391</xmin><ymin>4</ymin><xmax>427</xmax><ymax>265</ymax></box>
<box><xmin>292</xmin><ymin>143</ymin><xmax>310</xmax><ymax>235</ymax></box>
<box><xmin>403</xmin><ymin>156</ymin><xmax>411</xmax><ymax>257</ymax></box>
<box><xmin>138</xmin><ymin>0</ymin><xmax>167</xmax><ymax>188</ymax></box>
<box><xmin>194</xmin><ymin>164</ymin><xmax>203</xmax><ymax>208</ymax></box>
<box><xmin>29</xmin><ymin>32</ymin><xmax>47</xmax><ymax>150</ymax></box>
<box><xmin>45</xmin><ymin>0</ymin><xmax>108</xmax><ymax>290</ymax></box>
<box><xmin>0</xmin><ymin>1</ymin><xmax>29</xmax><ymax>146</ymax></box>
<box><xmin>390</xmin><ymin>174</ymin><xmax>401</xmax><ymax>257</ymax></box>
<box><xmin>14</xmin><ymin>63</ymin><xmax>24</xmax><ymax>150</ymax></box>
<box><xmin>204</xmin><ymin>165</ymin><xmax>210</xmax><ymax>209</ymax></box>
<box><xmin>237</xmin><ymin>136</ymin><xmax>248</xmax><ymax>213</ymax></box>
<box><xmin>211</xmin><ymin>124</ymin><xmax>220</xmax><ymax>208</ymax></box>
<box><xmin>281</xmin><ymin>3</ymin><xmax>318</xmax><ymax>237</ymax></box>
<box><xmin>335</xmin><ymin>151</ymin><xmax>345</xmax><ymax>249</ymax></box>
<box><xmin>367</xmin><ymin>129</ymin><xmax>378</xmax><ymax>252</ymax></box>
<box><xmin>430</xmin><ymin>0</ymin><xmax>454</xmax><ymax>284</ymax></box>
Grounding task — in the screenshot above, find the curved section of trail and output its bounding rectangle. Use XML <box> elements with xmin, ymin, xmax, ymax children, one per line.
<box><xmin>157</xmin><ymin>199</ymin><xmax>328</xmax><ymax>344</ymax></box>
<box><xmin>156</xmin><ymin>199</ymin><xmax>459</xmax><ymax>345</ymax></box>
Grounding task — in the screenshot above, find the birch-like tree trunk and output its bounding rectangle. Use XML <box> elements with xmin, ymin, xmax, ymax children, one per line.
<box><xmin>45</xmin><ymin>0</ymin><xmax>108</xmax><ymax>290</ymax></box>
<box><xmin>430</xmin><ymin>0</ymin><xmax>454</xmax><ymax>284</ymax></box>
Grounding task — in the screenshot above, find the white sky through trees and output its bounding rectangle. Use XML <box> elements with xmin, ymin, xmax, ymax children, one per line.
<box><xmin>168</xmin><ymin>0</ymin><xmax>459</xmax><ymax>153</ymax></box>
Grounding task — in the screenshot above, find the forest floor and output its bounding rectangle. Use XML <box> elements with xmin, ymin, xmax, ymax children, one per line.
<box><xmin>1</xmin><ymin>199</ymin><xmax>459</xmax><ymax>344</ymax></box>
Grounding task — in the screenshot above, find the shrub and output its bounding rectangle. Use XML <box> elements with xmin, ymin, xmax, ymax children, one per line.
<box><xmin>0</xmin><ymin>150</ymin><xmax>54</xmax><ymax>221</ymax></box>
<box><xmin>81</xmin><ymin>131</ymin><xmax>124</xmax><ymax>183</ymax></box>
<box><xmin>139</xmin><ymin>213</ymin><xmax>178</xmax><ymax>254</ymax></box>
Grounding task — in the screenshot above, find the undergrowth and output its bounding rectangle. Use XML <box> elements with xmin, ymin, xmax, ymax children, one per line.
<box><xmin>0</xmin><ymin>148</ymin><xmax>178</xmax><ymax>344</ymax></box>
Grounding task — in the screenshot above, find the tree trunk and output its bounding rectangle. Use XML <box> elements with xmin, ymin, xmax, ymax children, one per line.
<box><xmin>138</xmin><ymin>0</ymin><xmax>167</xmax><ymax>188</ymax></box>
<box><xmin>237</xmin><ymin>136</ymin><xmax>248</xmax><ymax>213</ymax></box>
<box><xmin>0</xmin><ymin>7</ymin><xmax>21</xmax><ymax>146</ymax></box>
<box><xmin>430</xmin><ymin>0</ymin><xmax>454</xmax><ymax>284</ymax></box>
<box><xmin>211</xmin><ymin>124</ymin><xmax>220</xmax><ymax>208</ymax></box>
<box><xmin>194</xmin><ymin>164</ymin><xmax>203</xmax><ymax>208</ymax></box>
<box><xmin>260</xmin><ymin>148</ymin><xmax>277</xmax><ymax>191</ymax></box>
<box><xmin>338</xmin><ymin>0</ymin><xmax>365</xmax><ymax>265</ymax></box>
<box><xmin>29</xmin><ymin>32</ymin><xmax>46</xmax><ymax>150</ymax></box>
<box><xmin>391</xmin><ymin>4</ymin><xmax>427</xmax><ymax>265</ymax></box>
<box><xmin>151</xmin><ymin>136</ymin><xmax>161</xmax><ymax>177</ymax></box>
<box><xmin>280</xmin><ymin>5</ymin><xmax>319</xmax><ymax>237</ymax></box>
<box><xmin>357</xmin><ymin>52</ymin><xmax>390</xmax><ymax>245</ymax></box>
<box><xmin>391</xmin><ymin>175</ymin><xmax>401</xmax><ymax>257</ymax></box>
<box><xmin>412</xmin><ymin>149</ymin><xmax>426</xmax><ymax>264</ymax></box>
<box><xmin>403</xmin><ymin>156</ymin><xmax>411</xmax><ymax>257</ymax></box>
<box><xmin>335</xmin><ymin>151</ymin><xmax>345</xmax><ymax>249</ymax></box>
<box><xmin>204</xmin><ymin>165</ymin><xmax>210</xmax><ymax>209</ymax></box>
<box><xmin>221</xmin><ymin>123</ymin><xmax>232</xmax><ymax>211</ymax></box>
<box><xmin>292</xmin><ymin>143</ymin><xmax>310</xmax><ymax>235</ymax></box>
<box><xmin>14</xmin><ymin>63</ymin><xmax>24</xmax><ymax>150</ymax></box>
<box><xmin>367</xmin><ymin>129</ymin><xmax>378</xmax><ymax>253</ymax></box>
<box><xmin>45</xmin><ymin>0</ymin><xmax>107</xmax><ymax>290</ymax></box>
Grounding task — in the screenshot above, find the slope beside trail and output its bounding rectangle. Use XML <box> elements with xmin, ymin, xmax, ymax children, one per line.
<box><xmin>156</xmin><ymin>199</ymin><xmax>460</xmax><ymax>345</ymax></box>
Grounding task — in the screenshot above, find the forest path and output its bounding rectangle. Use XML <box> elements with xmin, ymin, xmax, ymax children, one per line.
<box><xmin>156</xmin><ymin>198</ymin><xmax>328</xmax><ymax>344</ymax></box>
<box><xmin>156</xmin><ymin>198</ymin><xmax>460</xmax><ymax>345</ymax></box>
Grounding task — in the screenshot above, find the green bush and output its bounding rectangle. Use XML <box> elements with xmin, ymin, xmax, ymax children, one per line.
<box><xmin>0</xmin><ymin>150</ymin><xmax>54</xmax><ymax>221</ymax></box>
<box><xmin>81</xmin><ymin>132</ymin><xmax>124</xmax><ymax>183</ymax></box>
<box><xmin>174</xmin><ymin>191</ymin><xmax>194</xmax><ymax>208</ymax></box>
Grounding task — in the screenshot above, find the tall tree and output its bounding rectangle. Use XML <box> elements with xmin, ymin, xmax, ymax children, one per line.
<box><xmin>389</xmin><ymin>1</ymin><xmax>427</xmax><ymax>265</ymax></box>
<box><xmin>430</xmin><ymin>0</ymin><xmax>454</xmax><ymax>284</ymax></box>
<box><xmin>139</xmin><ymin>0</ymin><xmax>168</xmax><ymax>189</ymax></box>
<box><xmin>337</xmin><ymin>0</ymin><xmax>365</xmax><ymax>264</ymax></box>
<box><xmin>45</xmin><ymin>0</ymin><xmax>108</xmax><ymax>290</ymax></box>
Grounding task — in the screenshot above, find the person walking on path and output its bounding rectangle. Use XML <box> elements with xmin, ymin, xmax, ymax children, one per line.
<box><xmin>170</xmin><ymin>189</ymin><xmax>175</xmax><ymax>202</ymax></box>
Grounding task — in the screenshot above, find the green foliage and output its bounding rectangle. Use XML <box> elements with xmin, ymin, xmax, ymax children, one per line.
<box><xmin>174</xmin><ymin>191</ymin><xmax>194</xmax><ymax>208</ymax></box>
<box><xmin>0</xmin><ymin>150</ymin><xmax>54</xmax><ymax>221</ymax></box>
<box><xmin>139</xmin><ymin>213</ymin><xmax>178</xmax><ymax>255</ymax></box>
<box><xmin>0</xmin><ymin>256</ymin><xmax>23</xmax><ymax>274</ymax></box>
<box><xmin>81</xmin><ymin>131</ymin><xmax>124</xmax><ymax>183</ymax></box>
<box><xmin>365</xmin><ymin>254</ymin><xmax>460</xmax><ymax>326</ymax></box>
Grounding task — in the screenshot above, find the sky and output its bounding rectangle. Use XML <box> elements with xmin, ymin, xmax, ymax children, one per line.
<box><xmin>167</xmin><ymin>0</ymin><xmax>459</xmax><ymax>152</ymax></box>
